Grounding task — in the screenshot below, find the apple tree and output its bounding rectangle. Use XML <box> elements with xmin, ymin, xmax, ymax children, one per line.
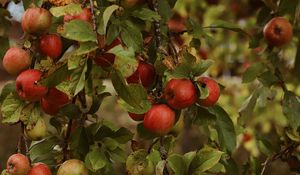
<box><xmin>1</xmin><ymin>0</ymin><xmax>300</xmax><ymax>174</ymax></box>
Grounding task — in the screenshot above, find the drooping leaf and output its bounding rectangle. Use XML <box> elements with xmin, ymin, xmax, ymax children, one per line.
<box><xmin>85</xmin><ymin>147</ymin><xmax>107</xmax><ymax>172</ymax></box>
<box><xmin>121</xmin><ymin>20</ymin><xmax>143</xmax><ymax>53</ymax></box>
<box><xmin>98</xmin><ymin>4</ymin><xmax>119</xmax><ymax>35</ymax></box>
<box><xmin>282</xmin><ymin>91</ymin><xmax>300</xmax><ymax>130</ymax></box>
<box><xmin>61</xmin><ymin>20</ymin><xmax>97</xmax><ymax>42</ymax></box>
<box><xmin>167</xmin><ymin>154</ymin><xmax>187</xmax><ymax>175</ymax></box>
<box><xmin>209</xmin><ymin>20</ymin><xmax>251</xmax><ymax>37</ymax></box>
<box><xmin>1</xmin><ymin>93</ymin><xmax>24</xmax><ymax>124</ymax></box>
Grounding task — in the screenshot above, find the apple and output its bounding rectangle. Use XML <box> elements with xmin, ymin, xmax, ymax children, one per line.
<box><xmin>143</xmin><ymin>104</ymin><xmax>175</xmax><ymax>135</ymax></box>
<box><xmin>6</xmin><ymin>153</ymin><xmax>31</xmax><ymax>175</ymax></box>
<box><xmin>167</xmin><ymin>13</ymin><xmax>185</xmax><ymax>33</ymax></box>
<box><xmin>28</xmin><ymin>163</ymin><xmax>51</xmax><ymax>175</ymax></box>
<box><xmin>198</xmin><ymin>48</ymin><xmax>208</xmax><ymax>60</ymax></box>
<box><xmin>126</xmin><ymin>61</ymin><xmax>156</xmax><ymax>88</ymax></box>
<box><xmin>163</xmin><ymin>79</ymin><xmax>197</xmax><ymax>110</ymax></box>
<box><xmin>64</xmin><ymin>8</ymin><xmax>92</xmax><ymax>23</ymax></box>
<box><xmin>196</xmin><ymin>77</ymin><xmax>220</xmax><ymax>107</ymax></box>
<box><xmin>21</xmin><ymin>7</ymin><xmax>52</xmax><ymax>34</ymax></box>
<box><xmin>39</xmin><ymin>34</ymin><xmax>62</xmax><ymax>60</ymax></box>
<box><xmin>2</xmin><ymin>47</ymin><xmax>31</xmax><ymax>75</ymax></box>
<box><xmin>128</xmin><ymin>112</ymin><xmax>145</xmax><ymax>121</ymax></box>
<box><xmin>94</xmin><ymin>38</ymin><xmax>121</xmax><ymax>67</ymax></box>
<box><xmin>41</xmin><ymin>88</ymin><xmax>70</xmax><ymax>115</ymax></box>
<box><xmin>25</xmin><ymin>118</ymin><xmax>48</xmax><ymax>141</ymax></box>
<box><xmin>263</xmin><ymin>17</ymin><xmax>293</xmax><ymax>47</ymax></box>
<box><xmin>57</xmin><ymin>159</ymin><xmax>88</xmax><ymax>175</ymax></box>
<box><xmin>242</xmin><ymin>133</ymin><xmax>252</xmax><ymax>143</ymax></box>
<box><xmin>16</xmin><ymin>69</ymin><xmax>48</xmax><ymax>102</ymax></box>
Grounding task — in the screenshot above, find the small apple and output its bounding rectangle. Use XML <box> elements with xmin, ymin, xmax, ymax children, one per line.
<box><xmin>143</xmin><ymin>104</ymin><xmax>175</xmax><ymax>135</ymax></box>
<box><xmin>39</xmin><ymin>34</ymin><xmax>62</xmax><ymax>60</ymax></box>
<box><xmin>21</xmin><ymin>7</ymin><xmax>52</xmax><ymax>34</ymax></box>
<box><xmin>126</xmin><ymin>61</ymin><xmax>156</xmax><ymax>88</ymax></box>
<box><xmin>242</xmin><ymin>133</ymin><xmax>252</xmax><ymax>143</ymax></box>
<box><xmin>94</xmin><ymin>38</ymin><xmax>121</xmax><ymax>67</ymax></box>
<box><xmin>163</xmin><ymin>79</ymin><xmax>197</xmax><ymax>110</ymax></box>
<box><xmin>57</xmin><ymin>159</ymin><xmax>88</xmax><ymax>175</ymax></box>
<box><xmin>16</xmin><ymin>69</ymin><xmax>48</xmax><ymax>102</ymax></box>
<box><xmin>64</xmin><ymin>8</ymin><xmax>92</xmax><ymax>23</ymax></box>
<box><xmin>263</xmin><ymin>17</ymin><xmax>293</xmax><ymax>47</ymax></box>
<box><xmin>196</xmin><ymin>77</ymin><xmax>220</xmax><ymax>107</ymax></box>
<box><xmin>28</xmin><ymin>163</ymin><xmax>51</xmax><ymax>175</ymax></box>
<box><xmin>41</xmin><ymin>88</ymin><xmax>70</xmax><ymax>115</ymax></box>
<box><xmin>167</xmin><ymin>13</ymin><xmax>185</xmax><ymax>33</ymax></box>
<box><xmin>2</xmin><ymin>47</ymin><xmax>31</xmax><ymax>75</ymax></box>
<box><xmin>128</xmin><ymin>112</ymin><xmax>145</xmax><ymax>121</ymax></box>
<box><xmin>6</xmin><ymin>153</ymin><xmax>31</xmax><ymax>175</ymax></box>
<box><xmin>198</xmin><ymin>48</ymin><xmax>208</xmax><ymax>60</ymax></box>
<box><xmin>25</xmin><ymin>118</ymin><xmax>48</xmax><ymax>141</ymax></box>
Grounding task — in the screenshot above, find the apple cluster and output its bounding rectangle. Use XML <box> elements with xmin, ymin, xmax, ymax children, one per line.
<box><xmin>4</xmin><ymin>153</ymin><xmax>88</xmax><ymax>175</ymax></box>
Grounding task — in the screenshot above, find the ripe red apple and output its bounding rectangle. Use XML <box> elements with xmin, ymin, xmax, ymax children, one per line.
<box><xmin>22</xmin><ymin>7</ymin><xmax>52</xmax><ymax>34</ymax></box>
<box><xmin>16</xmin><ymin>69</ymin><xmax>48</xmax><ymax>102</ymax></box>
<box><xmin>39</xmin><ymin>34</ymin><xmax>62</xmax><ymax>60</ymax></box>
<box><xmin>64</xmin><ymin>8</ymin><xmax>92</xmax><ymax>23</ymax></box>
<box><xmin>198</xmin><ymin>48</ymin><xmax>208</xmax><ymax>60</ymax></box>
<box><xmin>128</xmin><ymin>112</ymin><xmax>145</xmax><ymax>121</ymax></box>
<box><xmin>28</xmin><ymin>163</ymin><xmax>51</xmax><ymax>175</ymax></box>
<box><xmin>196</xmin><ymin>77</ymin><xmax>220</xmax><ymax>107</ymax></box>
<box><xmin>263</xmin><ymin>17</ymin><xmax>293</xmax><ymax>47</ymax></box>
<box><xmin>41</xmin><ymin>88</ymin><xmax>70</xmax><ymax>115</ymax></box>
<box><xmin>94</xmin><ymin>38</ymin><xmax>122</xmax><ymax>67</ymax></box>
<box><xmin>242</xmin><ymin>133</ymin><xmax>252</xmax><ymax>143</ymax></box>
<box><xmin>57</xmin><ymin>159</ymin><xmax>88</xmax><ymax>175</ymax></box>
<box><xmin>2</xmin><ymin>47</ymin><xmax>31</xmax><ymax>75</ymax></box>
<box><xmin>143</xmin><ymin>104</ymin><xmax>175</xmax><ymax>135</ymax></box>
<box><xmin>6</xmin><ymin>153</ymin><xmax>31</xmax><ymax>175</ymax></box>
<box><xmin>163</xmin><ymin>79</ymin><xmax>197</xmax><ymax>110</ymax></box>
<box><xmin>25</xmin><ymin>118</ymin><xmax>47</xmax><ymax>141</ymax></box>
<box><xmin>126</xmin><ymin>61</ymin><xmax>156</xmax><ymax>88</ymax></box>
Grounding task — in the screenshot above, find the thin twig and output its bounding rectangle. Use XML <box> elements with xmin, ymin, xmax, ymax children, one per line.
<box><xmin>62</xmin><ymin>119</ymin><xmax>73</xmax><ymax>161</ymax></box>
<box><xmin>89</xmin><ymin>0</ymin><xmax>98</xmax><ymax>45</ymax></box>
<box><xmin>147</xmin><ymin>138</ymin><xmax>159</xmax><ymax>153</ymax></box>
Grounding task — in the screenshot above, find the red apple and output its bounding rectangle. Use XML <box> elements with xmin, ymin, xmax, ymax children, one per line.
<box><xmin>167</xmin><ymin>13</ymin><xmax>185</xmax><ymax>33</ymax></box>
<box><xmin>57</xmin><ymin>159</ymin><xmax>88</xmax><ymax>175</ymax></box>
<box><xmin>163</xmin><ymin>79</ymin><xmax>197</xmax><ymax>110</ymax></box>
<box><xmin>263</xmin><ymin>17</ymin><xmax>293</xmax><ymax>47</ymax></box>
<box><xmin>242</xmin><ymin>133</ymin><xmax>252</xmax><ymax>143</ymax></box>
<box><xmin>128</xmin><ymin>112</ymin><xmax>145</xmax><ymax>121</ymax></box>
<box><xmin>126</xmin><ymin>61</ymin><xmax>156</xmax><ymax>88</ymax></box>
<box><xmin>2</xmin><ymin>47</ymin><xmax>31</xmax><ymax>75</ymax></box>
<box><xmin>41</xmin><ymin>88</ymin><xmax>70</xmax><ymax>115</ymax></box>
<box><xmin>28</xmin><ymin>163</ymin><xmax>51</xmax><ymax>175</ymax></box>
<box><xmin>6</xmin><ymin>153</ymin><xmax>31</xmax><ymax>175</ymax></box>
<box><xmin>64</xmin><ymin>8</ymin><xmax>92</xmax><ymax>23</ymax></box>
<box><xmin>22</xmin><ymin>7</ymin><xmax>52</xmax><ymax>34</ymax></box>
<box><xmin>143</xmin><ymin>104</ymin><xmax>175</xmax><ymax>135</ymax></box>
<box><xmin>94</xmin><ymin>38</ymin><xmax>122</xmax><ymax>67</ymax></box>
<box><xmin>16</xmin><ymin>69</ymin><xmax>48</xmax><ymax>102</ymax></box>
<box><xmin>196</xmin><ymin>77</ymin><xmax>220</xmax><ymax>107</ymax></box>
<box><xmin>198</xmin><ymin>48</ymin><xmax>208</xmax><ymax>60</ymax></box>
<box><xmin>25</xmin><ymin>118</ymin><xmax>48</xmax><ymax>141</ymax></box>
<box><xmin>39</xmin><ymin>34</ymin><xmax>62</xmax><ymax>60</ymax></box>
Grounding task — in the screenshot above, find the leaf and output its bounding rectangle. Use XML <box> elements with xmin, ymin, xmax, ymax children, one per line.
<box><xmin>126</xmin><ymin>149</ymin><xmax>154</xmax><ymax>174</ymax></box>
<box><xmin>167</xmin><ymin>154</ymin><xmax>187</xmax><ymax>175</ymax></box>
<box><xmin>118</xmin><ymin>98</ymin><xmax>151</xmax><ymax>114</ymax></box>
<box><xmin>189</xmin><ymin>146</ymin><xmax>224</xmax><ymax>174</ymax></box>
<box><xmin>242</xmin><ymin>62</ymin><xmax>265</xmax><ymax>83</ymax></box>
<box><xmin>220</xmin><ymin>158</ymin><xmax>239</xmax><ymax>175</ymax></box>
<box><xmin>50</xmin><ymin>3</ymin><xmax>82</xmax><ymax>17</ymax></box>
<box><xmin>40</xmin><ymin>63</ymin><xmax>72</xmax><ymax>88</ymax></box>
<box><xmin>61</xmin><ymin>20</ymin><xmax>97</xmax><ymax>42</ymax></box>
<box><xmin>294</xmin><ymin>40</ymin><xmax>300</xmax><ymax>81</ymax></box>
<box><xmin>58</xmin><ymin>103</ymin><xmax>81</xmax><ymax>119</ymax></box>
<box><xmin>70</xmin><ymin>127</ymin><xmax>90</xmax><ymax>158</ymax></box>
<box><xmin>0</xmin><ymin>82</ymin><xmax>16</xmax><ymax>105</ymax></box>
<box><xmin>282</xmin><ymin>91</ymin><xmax>300</xmax><ymax>130</ymax></box>
<box><xmin>183</xmin><ymin>151</ymin><xmax>197</xmax><ymax>169</ymax></box>
<box><xmin>121</xmin><ymin>20</ymin><xmax>143</xmax><ymax>53</ymax></box>
<box><xmin>98</xmin><ymin>5</ymin><xmax>119</xmax><ymax>35</ymax></box>
<box><xmin>158</xmin><ymin>0</ymin><xmax>172</xmax><ymax>22</ymax></box>
<box><xmin>29</xmin><ymin>136</ymin><xmax>59</xmax><ymax>161</ymax></box>
<box><xmin>192</xmin><ymin>60</ymin><xmax>214</xmax><ymax>76</ymax></box>
<box><xmin>87</xmin><ymin>93</ymin><xmax>111</xmax><ymax>114</ymax></box>
<box><xmin>156</xmin><ymin>160</ymin><xmax>166</xmax><ymax>175</ymax></box>
<box><xmin>1</xmin><ymin>93</ymin><xmax>24</xmax><ymax>124</ymax></box>
<box><xmin>131</xmin><ymin>8</ymin><xmax>161</xmax><ymax>22</ymax></box>
<box><xmin>85</xmin><ymin>147</ymin><xmax>107</xmax><ymax>172</ymax></box>
<box><xmin>75</xmin><ymin>42</ymin><xmax>98</xmax><ymax>56</ymax></box>
<box><xmin>19</xmin><ymin>103</ymin><xmax>41</xmax><ymax>126</ymax></box>
<box><xmin>108</xmin><ymin>45</ymin><xmax>138</xmax><ymax>77</ymax></box>
<box><xmin>208</xmin><ymin>105</ymin><xmax>236</xmax><ymax>152</ymax></box>
<box><xmin>258</xmin><ymin>71</ymin><xmax>278</xmax><ymax>87</ymax></box>
<box><xmin>209</xmin><ymin>20</ymin><xmax>251</xmax><ymax>37</ymax></box>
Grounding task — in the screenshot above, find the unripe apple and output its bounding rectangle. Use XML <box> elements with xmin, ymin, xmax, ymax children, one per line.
<box><xmin>41</xmin><ymin>88</ymin><xmax>70</xmax><ymax>115</ymax></box>
<box><xmin>16</xmin><ymin>69</ymin><xmax>48</xmax><ymax>102</ymax></box>
<box><xmin>2</xmin><ymin>47</ymin><xmax>31</xmax><ymax>75</ymax></box>
<box><xmin>6</xmin><ymin>153</ymin><xmax>31</xmax><ymax>175</ymax></box>
<box><xmin>25</xmin><ymin>118</ymin><xmax>48</xmax><ymax>141</ymax></box>
<box><xmin>21</xmin><ymin>7</ymin><xmax>52</xmax><ymax>34</ymax></box>
<box><xmin>64</xmin><ymin>8</ymin><xmax>92</xmax><ymax>23</ymax></box>
<box><xmin>126</xmin><ymin>61</ymin><xmax>156</xmax><ymax>88</ymax></box>
<box><xmin>143</xmin><ymin>104</ymin><xmax>175</xmax><ymax>135</ymax></box>
<box><xmin>163</xmin><ymin>79</ymin><xmax>197</xmax><ymax>110</ymax></box>
<box><xmin>39</xmin><ymin>34</ymin><xmax>62</xmax><ymax>60</ymax></box>
<box><xmin>28</xmin><ymin>163</ymin><xmax>51</xmax><ymax>175</ymax></box>
<box><xmin>57</xmin><ymin>159</ymin><xmax>88</xmax><ymax>175</ymax></box>
<box><xmin>94</xmin><ymin>38</ymin><xmax>122</xmax><ymax>67</ymax></box>
<box><xmin>263</xmin><ymin>17</ymin><xmax>293</xmax><ymax>47</ymax></box>
<box><xmin>196</xmin><ymin>77</ymin><xmax>220</xmax><ymax>107</ymax></box>
<box><xmin>128</xmin><ymin>112</ymin><xmax>145</xmax><ymax>121</ymax></box>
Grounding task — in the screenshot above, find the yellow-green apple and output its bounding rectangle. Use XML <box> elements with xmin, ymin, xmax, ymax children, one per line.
<box><xmin>25</xmin><ymin>118</ymin><xmax>47</xmax><ymax>141</ymax></box>
<box><xmin>57</xmin><ymin>159</ymin><xmax>88</xmax><ymax>175</ymax></box>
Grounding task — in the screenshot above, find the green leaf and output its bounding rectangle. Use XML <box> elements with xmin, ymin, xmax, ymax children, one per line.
<box><xmin>189</xmin><ymin>146</ymin><xmax>224</xmax><ymax>174</ymax></box>
<box><xmin>62</xmin><ymin>20</ymin><xmax>97</xmax><ymax>42</ymax></box>
<box><xmin>126</xmin><ymin>149</ymin><xmax>154</xmax><ymax>175</ymax></box>
<box><xmin>0</xmin><ymin>82</ymin><xmax>16</xmax><ymax>105</ymax></box>
<box><xmin>121</xmin><ymin>20</ymin><xmax>143</xmax><ymax>53</ymax></box>
<box><xmin>131</xmin><ymin>8</ymin><xmax>161</xmax><ymax>22</ymax></box>
<box><xmin>192</xmin><ymin>60</ymin><xmax>214</xmax><ymax>76</ymax></box>
<box><xmin>208</xmin><ymin>105</ymin><xmax>236</xmax><ymax>152</ymax></box>
<box><xmin>58</xmin><ymin>103</ymin><xmax>81</xmax><ymax>119</ymax></box>
<box><xmin>85</xmin><ymin>147</ymin><xmax>107</xmax><ymax>172</ymax></box>
<box><xmin>158</xmin><ymin>0</ymin><xmax>172</xmax><ymax>22</ymax></box>
<box><xmin>209</xmin><ymin>20</ymin><xmax>251</xmax><ymax>37</ymax></box>
<box><xmin>1</xmin><ymin>93</ymin><xmax>25</xmax><ymax>124</ymax></box>
<box><xmin>108</xmin><ymin>45</ymin><xmax>138</xmax><ymax>77</ymax></box>
<box><xmin>294</xmin><ymin>39</ymin><xmax>300</xmax><ymax>81</ymax></box>
<box><xmin>242</xmin><ymin>62</ymin><xmax>265</xmax><ymax>83</ymax></box>
<box><xmin>19</xmin><ymin>103</ymin><xmax>41</xmax><ymax>126</ymax></box>
<box><xmin>29</xmin><ymin>136</ymin><xmax>59</xmax><ymax>161</ymax></box>
<box><xmin>98</xmin><ymin>5</ymin><xmax>119</xmax><ymax>35</ymax></box>
<box><xmin>282</xmin><ymin>91</ymin><xmax>300</xmax><ymax>130</ymax></box>
<box><xmin>70</xmin><ymin>127</ymin><xmax>90</xmax><ymax>158</ymax></box>
<box><xmin>109</xmin><ymin>147</ymin><xmax>128</xmax><ymax>163</ymax></box>
<box><xmin>184</xmin><ymin>105</ymin><xmax>216</xmax><ymax>126</ymax></box>
<box><xmin>220</xmin><ymin>159</ymin><xmax>239</xmax><ymax>175</ymax></box>
<box><xmin>40</xmin><ymin>63</ymin><xmax>72</xmax><ymax>88</ymax></box>
<box><xmin>75</xmin><ymin>42</ymin><xmax>98</xmax><ymax>56</ymax></box>
<box><xmin>118</xmin><ymin>98</ymin><xmax>151</xmax><ymax>114</ymax></box>
<box><xmin>87</xmin><ymin>93</ymin><xmax>111</xmax><ymax>114</ymax></box>
<box><xmin>167</xmin><ymin>154</ymin><xmax>187</xmax><ymax>175</ymax></box>
<box><xmin>68</xmin><ymin>54</ymin><xmax>85</xmax><ymax>70</ymax></box>
<box><xmin>258</xmin><ymin>71</ymin><xmax>278</xmax><ymax>87</ymax></box>
<box><xmin>183</xmin><ymin>151</ymin><xmax>197</xmax><ymax>169</ymax></box>
<box><xmin>137</xmin><ymin>122</ymin><xmax>157</xmax><ymax>139</ymax></box>
<box><xmin>50</xmin><ymin>3</ymin><xmax>82</xmax><ymax>17</ymax></box>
